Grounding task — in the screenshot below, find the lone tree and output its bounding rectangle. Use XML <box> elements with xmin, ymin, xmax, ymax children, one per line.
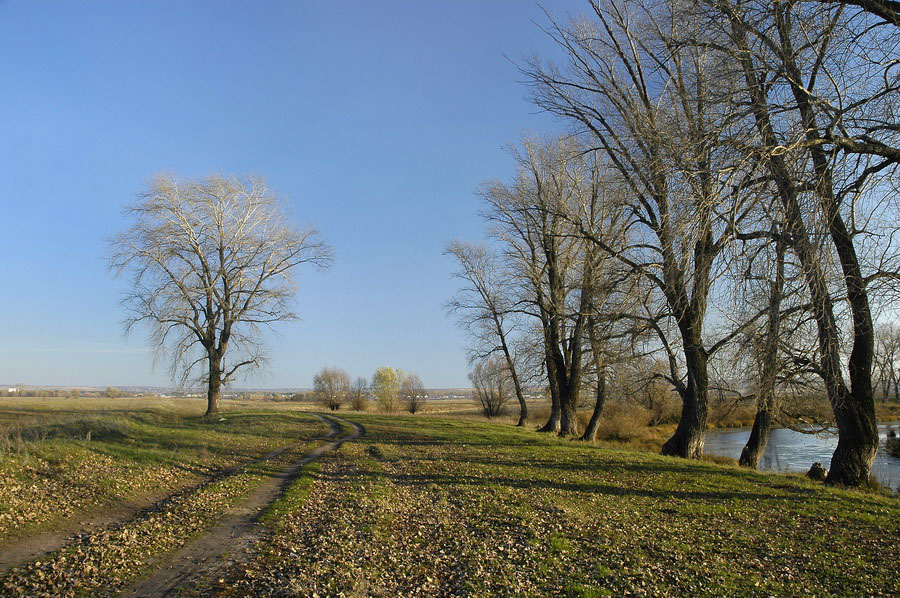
<box><xmin>445</xmin><ymin>240</ymin><xmax>530</xmax><ymax>426</ymax></box>
<box><xmin>314</xmin><ymin>366</ymin><xmax>350</xmax><ymax>411</ymax></box>
<box><xmin>469</xmin><ymin>358</ymin><xmax>511</xmax><ymax>417</ymax></box>
<box><xmin>350</xmin><ymin>376</ymin><xmax>370</xmax><ymax>411</ymax></box>
<box><xmin>401</xmin><ymin>372</ymin><xmax>426</xmax><ymax>414</ymax></box>
<box><xmin>110</xmin><ymin>174</ymin><xmax>333</xmax><ymax>416</ymax></box>
<box><xmin>372</xmin><ymin>366</ymin><xmax>402</xmax><ymax>413</ymax></box>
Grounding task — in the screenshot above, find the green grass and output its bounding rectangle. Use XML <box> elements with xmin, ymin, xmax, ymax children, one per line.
<box><xmin>220</xmin><ymin>413</ymin><xmax>899</xmax><ymax>597</ymax></box>
<box><xmin>3</xmin><ymin>402</ymin><xmax>898</xmax><ymax>597</ymax></box>
<box><xmin>259</xmin><ymin>461</ymin><xmax>320</xmax><ymax>526</ymax></box>
<box><xmin>0</xmin><ymin>397</ymin><xmax>327</xmax><ymax>540</ymax></box>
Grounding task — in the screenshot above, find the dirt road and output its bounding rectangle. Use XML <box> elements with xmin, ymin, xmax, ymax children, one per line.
<box><xmin>121</xmin><ymin>414</ymin><xmax>363</xmax><ymax>597</ymax></box>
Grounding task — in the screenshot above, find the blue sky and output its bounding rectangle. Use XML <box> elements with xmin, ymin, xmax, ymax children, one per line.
<box><xmin>0</xmin><ymin>0</ymin><xmax>583</xmax><ymax>389</ymax></box>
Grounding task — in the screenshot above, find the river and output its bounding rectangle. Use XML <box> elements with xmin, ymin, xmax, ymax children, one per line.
<box><xmin>704</xmin><ymin>422</ymin><xmax>900</xmax><ymax>492</ymax></box>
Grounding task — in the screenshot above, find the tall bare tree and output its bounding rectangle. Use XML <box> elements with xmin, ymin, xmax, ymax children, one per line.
<box><xmin>110</xmin><ymin>174</ymin><xmax>333</xmax><ymax>416</ymax></box>
<box><xmin>482</xmin><ymin>137</ymin><xmax>594</xmax><ymax>436</ymax></box>
<box><xmin>446</xmin><ymin>241</ymin><xmax>530</xmax><ymax>425</ymax></box>
<box><xmin>524</xmin><ymin>1</ymin><xmax>753</xmax><ymax>457</ymax></box>
<box><xmin>699</xmin><ymin>0</ymin><xmax>898</xmax><ymax>485</ymax></box>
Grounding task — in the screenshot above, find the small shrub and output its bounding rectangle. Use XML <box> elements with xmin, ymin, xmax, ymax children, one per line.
<box><xmin>351</xmin><ymin>394</ymin><xmax>369</xmax><ymax>411</ymax></box>
<box><xmin>64</xmin><ymin>415</ymin><xmax>133</xmax><ymax>441</ymax></box>
<box><xmin>708</xmin><ymin>400</ymin><xmax>758</xmax><ymax>428</ymax></box>
<box><xmin>887</xmin><ymin>437</ymin><xmax>900</xmax><ymax>458</ymax></box>
<box><xmin>0</xmin><ymin>425</ymin><xmax>31</xmax><ymax>455</ymax></box>
<box><xmin>595</xmin><ymin>403</ymin><xmax>650</xmax><ymax>442</ymax></box>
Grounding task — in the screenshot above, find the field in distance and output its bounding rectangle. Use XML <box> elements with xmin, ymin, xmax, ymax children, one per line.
<box><xmin>0</xmin><ymin>398</ymin><xmax>897</xmax><ymax>596</ymax></box>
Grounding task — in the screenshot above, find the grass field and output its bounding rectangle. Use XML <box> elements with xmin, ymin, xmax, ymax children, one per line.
<box><xmin>211</xmin><ymin>414</ymin><xmax>899</xmax><ymax>597</ymax></box>
<box><xmin>0</xmin><ymin>399</ymin><xmax>898</xmax><ymax>596</ymax></box>
<box><xmin>0</xmin><ymin>398</ymin><xmax>326</xmax><ymax>541</ymax></box>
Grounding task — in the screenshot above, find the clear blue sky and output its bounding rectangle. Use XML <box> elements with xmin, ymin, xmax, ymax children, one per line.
<box><xmin>0</xmin><ymin>0</ymin><xmax>582</xmax><ymax>389</ymax></box>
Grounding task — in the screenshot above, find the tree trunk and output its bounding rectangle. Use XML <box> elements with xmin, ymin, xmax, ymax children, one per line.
<box><xmin>538</xmin><ymin>354</ymin><xmax>562</xmax><ymax>433</ymax></box>
<box><xmin>555</xmin><ymin>346</ymin><xmax>580</xmax><ymax>436</ymax></box>
<box><xmin>661</xmin><ymin>339</ymin><xmax>708</xmax><ymax>459</ymax></box>
<box><xmin>205</xmin><ymin>360</ymin><xmax>222</xmax><ymax>416</ymax></box>
<box><xmin>558</xmin><ymin>388</ymin><xmax>579</xmax><ymax>436</ymax></box>
<box><xmin>538</xmin><ymin>389</ymin><xmax>561</xmax><ymax>432</ymax></box>
<box><xmin>739</xmin><ymin>407</ymin><xmax>772</xmax><ymax>468</ymax></box>
<box><xmin>740</xmin><ymin>239</ymin><xmax>785</xmax><ymax>469</ymax></box>
<box><xmin>827</xmin><ymin>397</ymin><xmax>879</xmax><ymax>485</ymax></box>
<box><xmin>581</xmin><ymin>370</ymin><xmax>606</xmax><ymax>442</ymax></box>
<box><xmin>497</xmin><ymin>331</ymin><xmax>528</xmax><ymax>427</ymax></box>
<box><xmin>516</xmin><ymin>399</ymin><xmax>528</xmax><ymax>427</ymax></box>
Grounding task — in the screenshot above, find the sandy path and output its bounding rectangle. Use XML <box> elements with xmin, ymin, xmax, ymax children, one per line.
<box><xmin>0</xmin><ymin>413</ymin><xmax>334</xmax><ymax>574</ymax></box>
<box><xmin>120</xmin><ymin>415</ymin><xmax>364</xmax><ymax>598</ymax></box>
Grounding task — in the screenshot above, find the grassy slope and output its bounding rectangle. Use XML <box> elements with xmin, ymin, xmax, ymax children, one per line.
<box><xmin>0</xmin><ymin>398</ymin><xmax>326</xmax><ymax>540</ymax></box>
<box><xmin>224</xmin><ymin>414</ymin><xmax>899</xmax><ymax>597</ymax></box>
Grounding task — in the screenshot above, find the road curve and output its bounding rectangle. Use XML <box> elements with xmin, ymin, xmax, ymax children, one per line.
<box><xmin>0</xmin><ymin>413</ymin><xmax>337</xmax><ymax>576</ymax></box>
<box><xmin>121</xmin><ymin>413</ymin><xmax>364</xmax><ymax>598</ymax></box>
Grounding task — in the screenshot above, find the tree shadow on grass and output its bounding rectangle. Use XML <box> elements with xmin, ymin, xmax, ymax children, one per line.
<box><xmin>354</xmin><ymin>439</ymin><xmax>888</xmax><ymax>511</ymax></box>
<box><xmin>313</xmin><ymin>461</ymin><xmax>819</xmax><ymax>504</ymax></box>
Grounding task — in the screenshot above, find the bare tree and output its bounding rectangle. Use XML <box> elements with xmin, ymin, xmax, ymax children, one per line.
<box><xmin>110</xmin><ymin>174</ymin><xmax>333</xmax><ymax>416</ymax></box>
<box><xmin>401</xmin><ymin>372</ymin><xmax>426</xmax><ymax>414</ymax></box>
<box><xmin>482</xmin><ymin>137</ymin><xmax>596</xmax><ymax>436</ymax></box>
<box><xmin>446</xmin><ymin>241</ymin><xmax>530</xmax><ymax>425</ymax></box>
<box><xmin>469</xmin><ymin>358</ymin><xmax>512</xmax><ymax>417</ymax></box>
<box><xmin>314</xmin><ymin>366</ymin><xmax>350</xmax><ymax>411</ymax></box>
<box><xmin>874</xmin><ymin>324</ymin><xmax>900</xmax><ymax>401</ymax></box>
<box><xmin>524</xmin><ymin>1</ymin><xmax>754</xmax><ymax>457</ymax></box>
<box><xmin>698</xmin><ymin>0</ymin><xmax>897</xmax><ymax>485</ymax></box>
<box><xmin>736</xmin><ymin>237</ymin><xmax>789</xmax><ymax>467</ymax></box>
<box><xmin>350</xmin><ymin>376</ymin><xmax>370</xmax><ymax>411</ymax></box>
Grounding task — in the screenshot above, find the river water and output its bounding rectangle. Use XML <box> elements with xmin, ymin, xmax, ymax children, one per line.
<box><xmin>704</xmin><ymin>422</ymin><xmax>900</xmax><ymax>492</ymax></box>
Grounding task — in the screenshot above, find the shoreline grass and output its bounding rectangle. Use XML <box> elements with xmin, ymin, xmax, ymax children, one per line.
<box><xmin>1</xmin><ymin>400</ymin><xmax>897</xmax><ymax>596</ymax></box>
<box><xmin>211</xmin><ymin>413</ymin><xmax>898</xmax><ymax>597</ymax></box>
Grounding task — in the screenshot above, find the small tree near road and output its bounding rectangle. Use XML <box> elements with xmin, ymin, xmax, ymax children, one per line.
<box><xmin>401</xmin><ymin>372</ymin><xmax>426</xmax><ymax>414</ymax></box>
<box><xmin>350</xmin><ymin>377</ymin><xmax>370</xmax><ymax>411</ymax></box>
<box><xmin>372</xmin><ymin>367</ymin><xmax>401</xmax><ymax>413</ymax></box>
<box><xmin>313</xmin><ymin>367</ymin><xmax>350</xmax><ymax>411</ymax></box>
<box><xmin>110</xmin><ymin>174</ymin><xmax>333</xmax><ymax>416</ymax></box>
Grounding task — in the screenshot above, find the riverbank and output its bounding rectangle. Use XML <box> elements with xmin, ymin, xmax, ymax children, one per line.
<box><xmin>202</xmin><ymin>414</ymin><xmax>898</xmax><ymax>597</ymax></box>
<box><xmin>1</xmin><ymin>402</ymin><xmax>897</xmax><ymax>596</ymax></box>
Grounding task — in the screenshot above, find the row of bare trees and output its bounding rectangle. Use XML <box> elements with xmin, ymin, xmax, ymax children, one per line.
<box><xmin>312</xmin><ymin>366</ymin><xmax>426</xmax><ymax>413</ymax></box>
<box><xmin>449</xmin><ymin>0</ymin><xmax>898</xmax><ymax>486</ymax></box>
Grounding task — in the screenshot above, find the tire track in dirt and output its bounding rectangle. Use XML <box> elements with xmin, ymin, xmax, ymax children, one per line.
<box><xmin>120</xmin><ymin>415</ymin><xmax>365</xmax><ymax>598</ymax></box>
<box><xmin>0</xmin><ymin>413</ymin><xmax>334</xmax><ymax>575</ymax></box>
